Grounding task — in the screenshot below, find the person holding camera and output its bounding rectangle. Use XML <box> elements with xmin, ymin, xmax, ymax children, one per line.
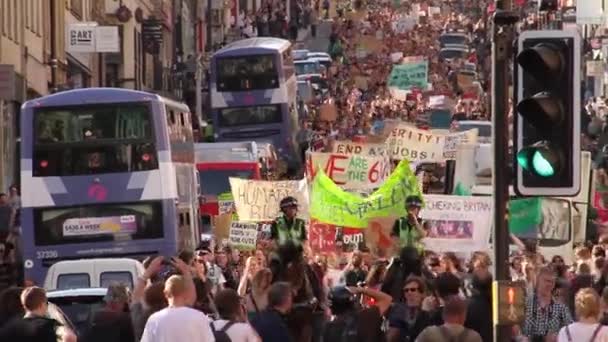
<box><xmin>391</xmin><ymin>196</ymin><xmax>428</xmax><ymax>256</ymax></box>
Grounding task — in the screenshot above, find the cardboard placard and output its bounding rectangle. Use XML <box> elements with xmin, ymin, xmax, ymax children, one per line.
<box><xmin>319</xmin><ymin>103</ymin><xmax>338</xmax><ymax>121</ymax></box>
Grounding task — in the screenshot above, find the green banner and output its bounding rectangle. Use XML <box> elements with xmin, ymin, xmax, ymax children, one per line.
<box><xmin>387</xmin><ymin>61</ymin><xmax>429</xmax><ymax>90</ymax></box>
<box><xmin>508</xmin><ymin>198</ymin><xmax>542</xmax><ymax>237</ymax></box>
<box><xmin>310</xmin><ymin>160</ymin><xmax>422</xmax><ymax>228</ymax></box>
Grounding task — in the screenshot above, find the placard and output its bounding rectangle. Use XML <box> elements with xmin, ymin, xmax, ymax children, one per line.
<box><xmin>319</xmin><ymin>103</ymin><xmax>338</xmax><ymax>121</ymax></box>
<box><xmin>229</xmin><ymin>221</ymin><xmax>258</xmax><ymax>250</ymax></box>
<box><xmin>420</xmin><ymin>195</ymin><xmax>493</xmax><ymax>253</ymax></box>
<box><xmin>387</xmin><ymin>61</ymin><xmax>429</xmax><ymax>90</ymax></box>
<box><xmin>310</xmin><ymin>160</ymin><xmax>421</xmax><ymax>228</ymax></box>
<box><xmin>387</xmin><ymin>124</ymin><xmax>478</xmax><ymax>161</ymax></box>
<box><xmin>229</xmin><ymin>178</ymin><xmax>310</xmax><ymax>221</ymax></box>
<box><xmin>332</xmin><ymin>141</ymin><xmax>387</xmax><ymax>157</ymax></box>
<box><xmin>306</xmin><ymin>152</ymin><xmax>391</xmax><ymax>189</ymax></box>
<box><xmin>309</xmin><ymin>220</ymin><xmax>366</xmax><ymax>253</ymax></box>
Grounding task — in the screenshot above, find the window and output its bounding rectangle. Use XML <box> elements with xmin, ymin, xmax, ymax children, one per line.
<box><xmin>219</xmin><ymin>105</ymin><xmax>282</xmax><ymax>127</ymax></box>
<box><xmin>33</xmin><ymin>103</ymin><xmax>157</xmax><ymax>176</ymax></box>
<box><xmin>295</xmin><ymin>61</ymin><xmax>321</xmax><ymax>75</ymax></box>
<box><xmin>33</xmin><ymin>202</ymin><xmax>164</xmax><ymax>246</ymax></box>
<box><xmin>216</xmin><ymin>54</ymin><xmax>279</xmax><ymax>91</ymax></box>
<box><xmin>70</xmin><ymin>0</ymin><xmax>83</xmax><ymax>19</ymax></box>
<box><xmin>200</xmin><ymin>169</ymin><xmax>254</xmax><ymax>196</ymax></box>
<box><xmin>57</xmin><ymin>273</ymin><xmax>90</xmax><ymax>290</ymax></box>
<box><xmin>100</xmin><ymin>272</ymin><xmax>133</xmax><ymax>289</ymax></box>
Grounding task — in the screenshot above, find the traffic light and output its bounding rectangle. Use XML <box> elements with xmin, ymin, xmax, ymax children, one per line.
<box><xmin>514</xmin><ymin>30</ymin><xmax>581</xmax><ymax>197</ymax></box>
<box><xmin>492</xmin><ymin>281</ymin><xmax>525</xmax><ymax>325</ymax></box>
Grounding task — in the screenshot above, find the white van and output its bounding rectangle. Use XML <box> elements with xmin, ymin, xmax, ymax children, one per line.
<box><xmin>43</xmin><ymin>258</ymin><xmax>145</xmax><ymax>291</ymax></box>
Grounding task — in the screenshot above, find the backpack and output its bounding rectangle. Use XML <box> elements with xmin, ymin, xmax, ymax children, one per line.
<box><xmin>210</xmin><ymin>321</ymin><xmax>236</xmax><ymax>342</ymax></box>
<box><xmin>437</xmin><ymin>326</ymin><xmax>471</xmax><ymax>342</ymax></box>
<box><xmin>322</xmin><ymin>312</ymin><xmax>359</xmax><ymax>342</ymax></box>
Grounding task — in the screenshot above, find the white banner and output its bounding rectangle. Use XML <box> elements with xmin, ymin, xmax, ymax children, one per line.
<box><xmin>305</xmin><ymin>152</ymin><xmax>391</xmax><ymax>189</ymax></box>
<box><xmin>229</xmin><ymin>178</ymin><xmax>309</xmax><ymax>221</ymax></box>
<box><xmin>332</xmin><ymin>141</ymin><xmax>387</xmax><ymax>157</ymax></box>
<box><xmin>228</xmin><ymin>221</ymin><xmax>258</xmax><ymax>250</ymax></box>
<box><xmin>577</xmin><ymin>0</ymin><xmax>605</xmax><ymax>25</ymax></box>
<box><xmin>387</xmin><ymin>124</ymin><xmax>478</xmax><ymax>161</ymax></box>
<box><xmin>420</xmin><ymin>195</ymin><xmax>492</xmax><ymax>253</ymax></box>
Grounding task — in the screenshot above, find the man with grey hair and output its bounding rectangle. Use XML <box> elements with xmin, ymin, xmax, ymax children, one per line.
<box><xmin>82</xmin><ymin>283</ymin><xmax>135</xmax><ymax>342</ymax></box>
<box><xmin>251</xmin><ymin>281</ymin><xmax>294</xmax><ymax>342</ymax></box>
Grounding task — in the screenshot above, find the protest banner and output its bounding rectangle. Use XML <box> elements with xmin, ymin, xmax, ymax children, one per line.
<box><xmin>310</xmin><ymin>160</ymin><xmax>421</xmax><ymax>228</ymax></box>
<box><xmin>354</xmin><ymin>76</ymin><xmax>369</xmax><ymax>90</ymax></box>
<box><xmin>387</xmin><ymin>61</ymin><xmax>429</xmax><ymax>90</ymax></box>
<box><xmin>229</xmin><ymin>178</ymin><xmax>310</xmax><ymax>221</ymax></box>
<box><xmin>457</xmin><ymin>73</ymin><xmax>475</xmax><ymax>90</ymax></box>
<box><xmin>228</xmin><ymin>221</ymin><xmax>258</xmax><ymax>250</ymax></box>
<box><xmin>332</xmin><ymin>141</ymin><xmax>387</xmax><ymax>157</ymax></box>
<box><xmin>218</xmin><ymin>192</ymin><xmax>234</xmax><ymax>215</ymax></box>
<box><xmin>213</xmin><ymin>214</ymin><xmax>233</xmax><ymax>241</ymax></box>
<box><xmin>387</xmin><ymin>123</ymin><xmax>478</xmax><ymax>162</ymax></box>
<box><xmin>509</xmin><ymin>198</ymin><xmax>542</xmax><ymax>239</ymax></box>
<box><xmin>306</xmin><ymin>152</ymin><xmax>391</xmax><ymax>189</ymax></box>
<box><xmin>402</xmin><ymin>55</ymin><xmax>425</xmax><ymax>64</ymax></box>
<box><xmin>355</xmin><ymin>35</ymin><xmax>386</xmax><ymax>54</ymax></box>
<box><xmin>309</xmin><ymin>220</ymin><xmax>366</xmax><ymax>253</ymax></box>
<box><xmin>319</xmin><ymin>103</ymin><xmax>338</xmax><ymax>121</ymax></box>
<box><xmin>390</xmin><ymin>52</ymin><xmax>404</xmax><ymax>63</ymax></box>
<box><xmin>420</xmin><ymin>195</ymin><xmax>493</xmax><ymax>253</ymax></box>
<box><xmin>392</xmin><ymin>16</ymin><xmax>416</xmax><ymax>33</ymax></box>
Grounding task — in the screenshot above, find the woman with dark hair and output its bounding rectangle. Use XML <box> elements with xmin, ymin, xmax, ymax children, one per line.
<box><xmin>0</xmin><ymin>287</ymin><xmax>24</xmax><ymax>328</ymax></box>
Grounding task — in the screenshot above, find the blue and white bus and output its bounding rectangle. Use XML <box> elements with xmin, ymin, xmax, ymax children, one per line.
<box><xmin>20</xmin><ymin>88</ymin><xmax>200</xmax><ymax>285</ymax></box>
<box><xmin>210</xmin><ymin>37</ymin><xmax>300</xmax><ymax>168</ymax></box>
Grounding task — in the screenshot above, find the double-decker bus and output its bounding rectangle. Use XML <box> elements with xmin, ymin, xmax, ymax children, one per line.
<box><xmin>210</xmin><ymin>37</ymin><xmax>301</xmax><ymax>169</ymax></box>
<box><xmin>20</xmin><ymin>88</ymin><xmax>200</xmax><ymax>285</ymax></box>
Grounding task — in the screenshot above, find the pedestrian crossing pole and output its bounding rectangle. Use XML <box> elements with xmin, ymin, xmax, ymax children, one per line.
<box><xmin>492</xmin><ymin>0</ymin><xmax>518</xmax><ymax>341</ymax></box>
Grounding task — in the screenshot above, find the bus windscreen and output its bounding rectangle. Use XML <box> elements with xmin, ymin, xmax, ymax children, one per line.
<box><xmin>33</xmin><ymin>202</ymin><xmax>163</xmax><ymax>246</ymax></box>
<box><xmin>219</xmin><ymin>105</ymin><xmax>282</xmax><ymax>127</ymax></box>
<box><xmin>200</xmin><ymin>169</ymin><xmax>255</xmax><ymax>196</ymax></box>
<box><xmin>216</xmin><ymin>54</ymin><xmax>279</xmax><ymax>91</ymax></box>
<box><xmin>33</xmin><ymin>104</ymin><xmax>158</xmax><ymax>176</ymax></box>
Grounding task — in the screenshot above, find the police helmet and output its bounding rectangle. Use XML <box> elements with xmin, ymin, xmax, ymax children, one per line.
<box><xmin>328</xmin><ymin>286</ymin><xmax>356</xmax><ymax>309</ymax></box>
<box><xmin>280</xmin><ymin>196</ymin><xmax>298</xmax><ymax>209</ymax></box>
<box><xmin>405</xmin><ymin>195</ymin><xmax>423</xmax><ymax>208</ymax></box>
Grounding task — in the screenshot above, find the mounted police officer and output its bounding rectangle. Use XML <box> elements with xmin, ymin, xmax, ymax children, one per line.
<box><xmin>269</xmin><ymin>196</ymin><xmax>307</xmax><ymax>281</ymax></box>
<box><xmin>391</xmin><ymin>195</ymin><xmax>428</xmax><ymax>255</ymax></box>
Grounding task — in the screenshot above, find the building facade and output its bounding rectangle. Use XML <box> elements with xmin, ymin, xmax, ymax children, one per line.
<box><xmin>0</xmin><ymin>0</ymin><xmax>205</xmax><ymax>191</ymax></box>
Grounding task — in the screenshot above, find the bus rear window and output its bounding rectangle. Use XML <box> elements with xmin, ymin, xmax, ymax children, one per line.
<box><xmin>100</xmin><ymin>272</ymin><xmax>133</xmax><ymax>289</ymax></box>
<box><xmin>216</xmin><ymin>54</ymin><xmax>279</xmax><ymax>91</ymax></box>
<box><xmin>219</xmin><ymin>105</ymin><xmax>282</xmax><ymax>127</ymax></box>
<box><xmin>33</xmin><ymin>104</ymin><xmax>157</xmax><ymax>176</ymax></box>
<box><xmin>57</xmin><ymin>273</ymin><xmax>90</xmax><ymax>290</ymax></box>
<box><xmin>33</xmin><ymin>202</ymin><xmax>163</xmax><ymax>246</ymax></box>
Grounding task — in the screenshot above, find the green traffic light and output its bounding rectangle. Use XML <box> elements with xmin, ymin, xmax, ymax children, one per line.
<box><xmin>531</xmin><ymin>150</ymin><xmax>556</xmax><ymax>177</ymax></box>
<box><xmin>516</xmin><ymin>151</ymin><xmax>530</xmax><ymax>171</ymax></box>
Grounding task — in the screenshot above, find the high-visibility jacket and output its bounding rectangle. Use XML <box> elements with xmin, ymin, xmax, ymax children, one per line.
<box><xmin>275</xmin><ymin>216</ymin><xmax>306</xmax><ymax>246</ymax></box>
<box><xmin>396</xmin><ymin>217</ymin><xmax>424</xmax><ymax>253</ymax></box>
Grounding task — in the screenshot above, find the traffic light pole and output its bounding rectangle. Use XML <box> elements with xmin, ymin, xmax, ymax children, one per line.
<box><xmin>492</xmin><ymin>2</ymin><xmax>517</xmax><ymax>341</ymax></box>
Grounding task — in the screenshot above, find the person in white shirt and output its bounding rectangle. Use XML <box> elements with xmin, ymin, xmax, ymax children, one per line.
<box><xmin>212</xmin><ymin>288</ymin><xmax>261</xmax><ymax>342</ymax></box>
<box><xmin>558</xmin><ymin>288</ymin><xmax>608</xmax><ymax>342</ymax></box>
<box><xmin>140</xmin><ymin>259</ymin><xmax>215</xmax><ymax>342</ymax></box>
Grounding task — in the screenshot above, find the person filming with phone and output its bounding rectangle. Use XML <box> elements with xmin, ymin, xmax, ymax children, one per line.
<box><xmin>391</xmin><ymin>195</ymin><xmax>428</xmax><ymax>255</ymax></box>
